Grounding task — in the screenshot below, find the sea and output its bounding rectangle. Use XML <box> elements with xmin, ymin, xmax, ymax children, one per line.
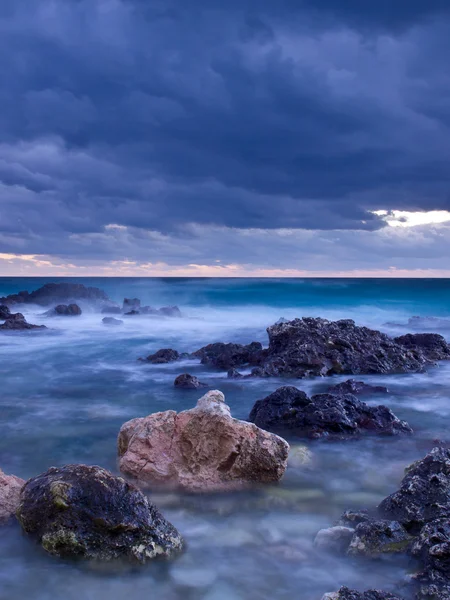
<box><xmin>1</xmin><ymin>277</ymin><xmax>450</xmax><ymax>600</ymax></box>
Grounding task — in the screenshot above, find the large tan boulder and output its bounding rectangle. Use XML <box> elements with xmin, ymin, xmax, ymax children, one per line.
<box><xmin>0</xmin><ymin>468</ymin><xmax>25</xmax><ymax>524</ymax></box>
<box><xmin>118</xmin><ymin>390</ymin><xmax>290</xmax><ymax>492</ymax></box>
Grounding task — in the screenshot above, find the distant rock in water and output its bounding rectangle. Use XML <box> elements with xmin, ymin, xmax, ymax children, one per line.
<box><xmin>0</xmin><ymin>305</ymin><xmax>10</xmax><ymax>320</ymax></box>
<box><xmin>102</xmin><ymin>317</ymin><xmax>123</xmax><ymax>326</ymax></box>
<box><xmin>174</xmin><ymin>373</ymin><xmax>207</xmax><ymax>389</ymax></box>
<box><xmin>322</xmin><ymin>587</ymin><xmax>404</xmax><ymax>600</ymax></box>
<box><xmin>124</xmin><ymin>309</ymin><xmax>140</xmax><ymax>316</ymax></box>
<box><xmin>143</xmin><ymin>349</ymin><xmax>180</xmax><ymax>364</ymax></box>
<box><xmin>159</xmin><ymin>306</ymin><xmax>182</xmax><ymax>317</ymax></box>
<box><xmin>0</xmin><ymin>313</ymin><xmax>46</xmax><ymax>331</ymax></box>
<box><xmin>0</xmin><ymin>468</ymin><xmax>25</xmax><ymax>525</ymax></box>
<box><xmin>0</xmin><ymin>283</ymin><xmax>109</xmax><ymax>307</ymax></box>
<box><xmin>45</xmin><ymin>304</ymin><xmax>82</xmax><ymax>317</ymax></box>
<box><xmin>16</xmin><ymin>464</ymin><xmax>184</xmax><ymax>563</ymax></box>
<box><xmin>249</xmin><ymin>386</ymin><xmax>412</xmax><ymax>439</ymax></box>
<box><xmin>227</xmin><ymin>368</ymin><xmax>245</xmax><ymax>379</ymax></box>
<box><xmin>118</xmin><ymin>390</ymin><xmax>290</xmax><ymax>492</ymax></box>
<box><xmin>386</xmin><ymin>316</ymin><xmax>450</xmax><ymax>331</ymax></box>
<box><xmin>327</xmin><ymin>379</ymin><xmax>389</xmax><ymax>396</ymax></box>
<box><xmin>101</xmin><ymin>306</ymin><xmax>122</xmax><ymax>314</ymax></box>
<box><xmin>123</xmin><ymin>298</ymin><xmax>141</xmax><ymax>312</ymax></box>
<box><xmin>193</xmin><ymin>342</ymin><xmax>264</xmax><ymax>370</ymax></box>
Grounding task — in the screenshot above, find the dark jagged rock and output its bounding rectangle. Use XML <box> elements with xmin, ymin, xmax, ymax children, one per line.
<box><xmin>322</xmin><ymin>587</ymin><xmax>405</xmax><ymax>600</ymax></box>
<box><xmin>411</xmin><ymin>520</ymin><xmax>450</xmax><ymax>600</ymax></box>
<box><xmin>123</xmin><ymin>298</ymin><xmax>141</xmax><ymax>312</ymax></box>
<box><xmin>258</xmin><ymin>318</ymin><xmax>445</xmax><ymax>378</ymax></box>
<box><xmin>0</xmin><ymin>305</ymin><xmax>10</xmax><ymax>320</ymax></box>
<box><xmin>0</xmin><ymin>283</ymin><xmax>109</xmax><ymax>307</ymax></box>
<box><xmin>144</xmin><ymin>349</ymin><xmax>180</xmax><ymax>364</ymax></box>
<box><xmin>194</xmin><ymin>342</ymin><xmax>264</xmax><ymax>370</ymax></box>
<box><xmin>101</xmin><ymin>306</ymin><xmax>122</xmax><ymax>315</ymax></box>
<box><xmin>174</xmin><ymin>373</ymin><xmax>208</xmax><ymax>389</ymax></box>
<box><xmin>16</xmin><ymin>464</ymin><xmax>184</xmax><ymax>563</ymax></box>
<box><xmin>249</xmin><ymin>386</ymin><xmax>412</xmax><ymax>439</ymax></box>
<box><xmin>159</xmin><ymin>306</ymin><xmax>182</xmax><ymax>317</ymax></box>
<box><xmin>102</xmin><ymin>317</ymin><xmax>123</xmax><ymax>326</ymax></box>
<box><xmin>328</xmin><ymin>379</ymin><xmax>388</xmax><ymax>396</ymax></box>
<box><xmin>393</xmin><ymin>334</ymin><xmax>450</xmax><ymax>362</ymax></box>
<box><xmin>45</xmin><ymin>304</ymin><xmax>82</xmax><ymax>317</ymax></box>
<box><xmin>379</xmin><ymin>447</ymin><xmax>450</xmax><ymax>534</ymax></box>
<box><xmin>0</xmin><ymin>313</ymin><xmax>46</xmax><ymax>331</ymax></box>
<box><xmin>347</xmin><ymin>520</ymin><xmax>412</xmax><ymax>557</ymax></box>
<box><xmin>125</xmin><ymin>310</ymin><xmax>140</xmax><ymax>316</ymax></box>
<box><xmin>228</xmin><ymin>368</ymin><xmax>245</xmax><ymax>379</ymax></box>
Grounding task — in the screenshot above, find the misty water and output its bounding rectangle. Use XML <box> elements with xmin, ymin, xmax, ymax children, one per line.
<box><xmin>1</xmin><ymin>278</ymin><xmax>450</xmax><ymax>600</ymax></box>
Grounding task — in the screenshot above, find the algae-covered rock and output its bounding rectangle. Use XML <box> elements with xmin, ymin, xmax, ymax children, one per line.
<box><xmin>16</xmin><ymin>464</ymin><xmax>184</xmax><ymax>563</ymax></box>
<box><xmin>347</xmin><ymin>520</ymin><xmax>412</xmax><ymax>558</ymax></box>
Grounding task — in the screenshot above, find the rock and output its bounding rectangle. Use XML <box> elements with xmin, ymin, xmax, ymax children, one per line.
<box><xmin>193</xmin><ymin>342</ymin><xmax>264</xmax><ymax>370</ymax></box>
<box><xmin>0</xmin><ymin>468</ymin><xmax>25</xmax><ymax>525</ymax></box>
<box><xmin>314</xmin><ymin>526</ymin><xmax>355</xmax><ymax>554</ymax></box>
<box><xmin>123</xmin><ymin>298</ymin><xmax>141</xmax><ymax>312</ymax></box>
<box><xmin>0</xmin><ymin>305</ymin><xmax>10</xmax><ymax>319</ymax></box>
<box><xmin>144</xmin><ymin>349</ymin><xmax>180</xmax><ymax>364</ymax></box>
<box><xmin>174</xmin><ymin>373</ymin><xmax>207</xmax><ymax>389</ymax></box>
<box><xmin>322</xmin><ymin>587</ymin><xmax>405</xmax><ymax>600</ymax></box>
<box><xmin>118</xmin><ymin>390</ymin><xmax>290</xmax><ymax>492</ymax></box>
<box><xmin>339</xmin><ymin>510</ymin><xmax>372</xmax><ymax>528</ymax></box>
<box><xmin>0</xmin><ymin>313</ymin><xmax>47</xmax><ymax>331</ymax></box>
<box><xmin>379</xmin><ymin>447</ymin><xmax>450</xmax><ymax>533</ymax></box>
<box><xmin>328</xmin><ymin>379</ymin><xmax>388</xmax><ymax>396</ymax></box>
<box><xmin>140</xmin><ymin>306</ymin><xmax>158</xmax><ymax>315</ymax></box>
<box><xmin>227</xmin><ymin>368</ymin><xmax>245</xmax><ymax>379</ymax></box>
<box><xmin>159</xmin><ymin>306</ymin><xmax>182</xmax><ymax>318</ymax></box>
<box><xmin>46</xmin><ymin>304</ymin><xmax>82</xmax><ymax>316</ymax></box>
<box><xmin>16</xmin><ymin>464</ymin><xmax>184</xmax><ymax>562</ymax></box>
<box><xmin>0</xmin><ymin>283</ymin><xmax>109</xmax><ymax>307</ymax></box>
<box><xmin>101</xmin><ymin>306</ymin><xmax>122</xmax><ymax>314</ymax></box>
<box><xmin>411</xmin><ymin>519</ymin><xmax>450</xmax><ymax>600</ymax></box>
<box><xmin>347</xmin><ymin>520</ymin><xmax>412</xmax><ymax>557</ymax></box>
<box><xmin>258</xmin><ymin>317</ymin><xmax>446</xmax><ymax>378</ymax></box>
<box><xmin>393</xmin><ymin>334</ymin><xmax>450</xmax><ymax>362</ymax></box>
<box><xmin>125</xmin><ymin>309</ymin><xmax>140</xmax><ymax>316</ymax></box>
<box><xmin>102</xmin><ymin>317</ymin><xmax>124</xmax><ymax>326</ymax></box>
<box><xmin>248</xmin><ymin>386</ymin><xmax>412</xmax><ymax>439</ymax></box>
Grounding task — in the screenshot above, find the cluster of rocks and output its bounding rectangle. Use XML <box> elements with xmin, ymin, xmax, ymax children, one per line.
<box><xmin>118</xmin><ymin>390</ymin><xmax>290</xmax><ymax>492</ymax></box>
<box><xmin>318</xmin><ymin>447</ymin><xmax>450</xmax><ymax>600</ymax></box>
<box><xmin>143</xmin><ymin>318</ymin><xmax>450</xmax><ymax>379</ymax></box>
<box><xmin>248</xmin><ymin>384</ymin><xmax>412</xmax><ymax>439</ymax></box>
<box><xmin>0</xmin><ymin>283</ymin><xmax>109</xmax><ymax>307</ymax></box>
<box><xmin>102</xmin><ymin>298</ymin><xmax>182</xmax><ymax>318</ymax></box>
<box><xmin>0</xmin><ymin>309</ymin><xmax>46</xmax><ymax>331</ymax></box>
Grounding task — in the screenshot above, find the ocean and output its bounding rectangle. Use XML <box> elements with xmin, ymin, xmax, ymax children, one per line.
<box><xmin>1</xmin><ymin>277</ymin><xmax>450</xmax><ymax>600</ymax></box>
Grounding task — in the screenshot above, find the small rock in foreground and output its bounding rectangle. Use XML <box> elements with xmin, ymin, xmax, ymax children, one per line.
<box><xmin>322</xmin><ymin>587</ymin><xmax>404</xmax><ymax>600</ymax></box>
<box><xmin>0</xmin><ymin>313</ymin><xmax>46</xmax><ymax>331</ymax></box>
<box><xmin>16</xmin><ymin>464</ymin><xmax>184</xmax><ymax>563</ymax></box>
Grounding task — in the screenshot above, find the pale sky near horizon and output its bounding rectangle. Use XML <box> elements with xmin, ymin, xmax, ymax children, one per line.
<box><xmin>1</xmin><ymin>1</ymin><xmax>450</xmax><ymax>277</ymax></box>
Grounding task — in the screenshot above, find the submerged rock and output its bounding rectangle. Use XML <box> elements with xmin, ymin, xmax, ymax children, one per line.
<box><xmin>174</xmin><ymin>373</ymin><xmax>208</xmax><ymax>389</ymax></box>
<box><xmin>123</xmin><ymin>298</ymin><xmax>141</xmax><ymax>312</ymax></box>
<box><xmin>327</xmin><ymin>379</ymin><xmax>388</xmax><ymax>396</ymax></box>
<box><xmin>0</xmin><ymin>313</ymin><xmax>46</xmax><ymax>331</ymax></box>
<box><xmin>118</xmin><ymin>390</ymin><xmax>290</xmax><ymax>492</ymax></box>
<box><xmin>16</xmin><ymin>464</ymin><xmax>184</xmax><ymax>563</ymax></box>
<box><xmin>0</xmin><ymin>283</ymin><xmax>109</xmax><ymax>307</ymax></box>
<box><xmin>193</xmin><ymin>342</ymin><xmax>263</xmax><ymax>370</ymax></box>
<box><xmin>227</xmin><ymin>368</ymin><xmax>245</xmax><ymax>379</ymax></box>
<box><xmin>379</xmin><ymin>447</ymin><xmax>450</xmax><ymax>533</ymax></box>
<box><xmin>314</xmin><ymin>526</ymin><xmax>355</xmax><ymax>554</ymax></box>
<box><xmin>322</xmin><ymin>587</ymin><xmax>404</xmax><ymax>600</ymax></box>
<box><xmin>45</xmin><ymin>304</ymin><xmax>82</xmax><ymax>317</ymax></box>
<box><xmin>248</xmin><ymin>386</ymin><xmax>412</xmax><ymax>439</ymax></box>
<box><xmin>143</xmin><ymin>348</ymin><xmax>180</xmax><ymax>364</ymax></box>
<box><xmin>347</xmin><ymin>520</ymin><xmax>412</xmax><ymax>557</ymax></box>
<box><xmin>0</xmin><ymin>468</ymin><xmax>25</xmax><ymax>525</ymax></box>
<box><xmin>159</xmin><ymin>306</ymin><xmax>182</xmax><ymax>317</ymax></box>
<box><xmin>102</xmin><ymin>317</ymin><xmax>124</xmax><ymax>326</ymax></box>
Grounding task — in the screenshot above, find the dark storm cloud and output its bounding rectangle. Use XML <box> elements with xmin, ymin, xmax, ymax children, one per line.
<box><xmin>0</xmin><ymin>0</ymin><xmax>449</xmax><ymax>261</ymax></box>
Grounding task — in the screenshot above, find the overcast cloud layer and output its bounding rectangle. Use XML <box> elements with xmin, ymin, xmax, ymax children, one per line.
<box><xmin>0</xmin><ymin>0</ymin><xmax>449</xmax><ymax>275</ymax></box>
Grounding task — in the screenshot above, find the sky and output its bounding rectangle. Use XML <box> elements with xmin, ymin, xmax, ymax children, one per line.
<box><xmin>0</xmin><ymin>0</ymin><xmax>450</xmax><ymax>277</ymax></box>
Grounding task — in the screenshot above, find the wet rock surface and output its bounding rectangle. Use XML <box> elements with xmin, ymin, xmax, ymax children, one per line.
<box><xmin>143</xmin><ymin>348</ymin><xmax>180</xmax><ymax>364</ymax></box>
<box><xmin>327</xmin><ymin>379</ymin><xmax>389</xmax><ymax>396</ymax></box>
<box><xmin>0</xmin><ymin>313</ymin><xmax>47</xmax><ymax>330</ymax></box>
<box><xmin>16</xmin><ymin>464</ymin><xmax>184</xmax><ymax>562</ymax></box>
<box><xmin>174</xmin><ymin>373</ymin><xmax>208</xmax><ymax>389</ymax></box>
<box><xmin>0</xmin><ymin>468</ymin><xmax>25</xmax><ymax>525</ymax></box>
<box><xmin>0</xmin><ymin>283</ymin><xmax>109</xmax><ymax>306</ymax></box>
<box><xmin>193</xmin><ymin>342</ymin><xmax>263</xmax><ymax>370</ymax></box>
<box><xmin>322</xmin><ymin>587</ymin><xmax>405</xmax><ymax>600</ymax></box>
<box><xmin>347</xmin><ymin>520</ymin><xmax>412</xmax><ymax>558</ymax></box>
<box><xmin>248</xmin><ymin>386</ymin><xmax>412</xmax><ymax>439</ymax></box>
<box><xmin>392</xmin><ymin>334</ymin><xmax>450</xmax><ymax>362</ymax></box>
<box><xmin>118</xmin><ymin>390</ymin><xmax>290</xmax><ymax>492</ymax></box>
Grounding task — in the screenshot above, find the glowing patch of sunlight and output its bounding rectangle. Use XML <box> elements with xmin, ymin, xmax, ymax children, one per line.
<box><xmin>373</xmin><ymin>210</ymin><xmax>450</xmax><ymax>228</ymax></box>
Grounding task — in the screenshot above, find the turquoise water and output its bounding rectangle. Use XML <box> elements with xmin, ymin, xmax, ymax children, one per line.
<box><xmin>1</xmin><ymin>278</ymin><xmax>450</xmax><ymax>600</ymax></box>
